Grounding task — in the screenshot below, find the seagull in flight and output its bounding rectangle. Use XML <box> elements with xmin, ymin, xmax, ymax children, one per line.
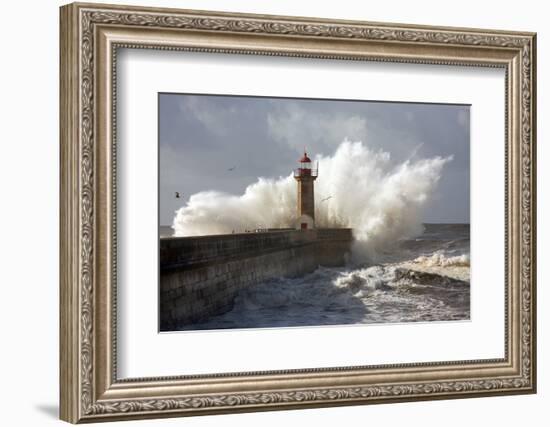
<box><xmin>228</xmin><ymin>166</ymin><xmax>237</xmax><ymax>171</ymax></box>
<box><xmin>175</xmin><ymin>192</ymin><xmax>181</xmax><ymax>199</ymax></box>
<box><xmin>321</xmin><ymin>196</ymin><xmax>333</xmax><ymax>202</ymax></box>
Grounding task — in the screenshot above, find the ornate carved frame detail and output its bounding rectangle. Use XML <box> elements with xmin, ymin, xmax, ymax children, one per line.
<box><xmin>60</xmin><ymin>2</ymin><xmax>536</xmax><ymax>423</ymax></box>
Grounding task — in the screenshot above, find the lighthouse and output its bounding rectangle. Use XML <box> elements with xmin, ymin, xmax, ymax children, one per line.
<box><xmin>294</xmin><ymin>151</ymin><xmax>318</xmax><ymax>230</ymax></box>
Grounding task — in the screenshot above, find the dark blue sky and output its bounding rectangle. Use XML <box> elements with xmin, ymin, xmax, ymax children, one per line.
<box><xmin>159</xmin><ymin>93</ymin><xmax>470</xmax><ymax>225</ymax></box>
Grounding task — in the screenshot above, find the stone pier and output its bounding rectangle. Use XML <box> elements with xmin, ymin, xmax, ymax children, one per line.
<box><xmin>159</xmin><ymin>228</ymin><xmax>353</xmax><ymax>331</ymax></box>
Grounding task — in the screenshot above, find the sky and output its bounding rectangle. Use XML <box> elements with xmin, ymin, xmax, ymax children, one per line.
<box><xmin>159</xmin><ymin>93</ymin><xmax>470</xmax><ymax>226</ymax></box>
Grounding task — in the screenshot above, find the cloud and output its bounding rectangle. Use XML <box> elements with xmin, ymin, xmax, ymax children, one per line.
<box><xmin>267</xmin><ymin>103</ymin><xmax>368</xmax><ymax>154</ymax></box>
<box><xmin>176</xmin><ymin>96</ymin><xmax>235</xmax><ymax>136</ymax></box>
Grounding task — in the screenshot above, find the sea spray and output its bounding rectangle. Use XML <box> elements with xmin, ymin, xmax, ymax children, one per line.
<box><xmin>414</xmin><ymin>252</ymin><xmax>470</xmax><ymax>267</ymax></box>
<box><xmin>173</xmin><ymin>140</ymin><xmax>451</xmax><ymax>259</ymax></box>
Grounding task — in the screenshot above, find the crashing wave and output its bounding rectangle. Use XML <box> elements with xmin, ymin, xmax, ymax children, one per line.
<box><xmin>172</xmin><ymin>140</ymin><xmax>451</xmax><ymax>260</ymax></box>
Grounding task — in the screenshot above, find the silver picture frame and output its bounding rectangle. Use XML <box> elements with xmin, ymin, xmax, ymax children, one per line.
<box><xmin>60</xmin><ymin>2</ymin><xmax>536</xmax><ymax>423</ymax></box>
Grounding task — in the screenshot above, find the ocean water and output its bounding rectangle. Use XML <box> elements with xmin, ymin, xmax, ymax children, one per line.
<box><xmin>183</xmin><ymin>223</ymin><xmax>470</xmax><ymax>331</ymax></box>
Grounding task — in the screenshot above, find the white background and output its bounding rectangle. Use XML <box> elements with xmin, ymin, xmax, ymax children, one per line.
<box><xmin>118</xmin><ymin>50</ymin><xmax>504</xmax><ymax>377</ymax></box>
<box><xmin>0</xmin><ymin>0</ymin><xmax>546</xmax><ymax>426</ymax></box>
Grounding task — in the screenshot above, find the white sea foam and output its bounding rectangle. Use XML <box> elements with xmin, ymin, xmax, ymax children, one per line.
<box><xmin>172</xmin><ymin>140</ymin><xmax>451</xmax><ymax>258</ymax></box>
<box><xmin>413</xmin><ymin>252</ymin><xmax>470</xmax><ymax>267</ymax></box>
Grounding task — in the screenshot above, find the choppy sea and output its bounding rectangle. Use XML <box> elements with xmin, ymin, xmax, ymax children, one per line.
<box><xmin>178</xmin><ymin>223</ymin><xmax>470</xmax><ymax>331</ymax></box>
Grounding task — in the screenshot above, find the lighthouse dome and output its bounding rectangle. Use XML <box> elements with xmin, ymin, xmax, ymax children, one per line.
<box><xmin>299</xmin><ymin>152</ymin><xmax>312</xmax><ymax>163</ymax></box>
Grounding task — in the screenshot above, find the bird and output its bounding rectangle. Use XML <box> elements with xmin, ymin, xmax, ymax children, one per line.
<box><xmin>175</xmin><ymin>192</ymin><xmax>181</xmax><ymax>198</ymax></box>
<box><xmin>227</xmin><ymin>166</ymin><xmax>237</xmax><ymax>171</ymax></box>
<box><xmin>321</xmin><ymin>196</ymin><xmax>333</xmax><ymax>202</ymax></box>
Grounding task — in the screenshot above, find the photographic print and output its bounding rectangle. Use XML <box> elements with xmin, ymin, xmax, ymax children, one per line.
<box><xmin>159</xmin><ymin>94</ymin><xmax>470</xmax><ymax>332</ymax></box>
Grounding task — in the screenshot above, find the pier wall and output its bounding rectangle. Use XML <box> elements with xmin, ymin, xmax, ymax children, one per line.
<box><xmin>160</xmin><ymin>229</ymin><xmax>353</xmax><ymax>330</ymax></box>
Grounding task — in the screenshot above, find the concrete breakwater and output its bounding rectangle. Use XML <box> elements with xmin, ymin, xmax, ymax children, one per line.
<box><xmin>160</xmin><ymin>229</ymin><xmax>353</xmax><ymax>331</ymax></box>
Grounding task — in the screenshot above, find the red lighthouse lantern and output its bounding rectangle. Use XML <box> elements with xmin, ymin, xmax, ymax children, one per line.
<box><xmin>298</xmin><ymin>152</ymin><xmax>312</xmax><ymax>176</ymax></box>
